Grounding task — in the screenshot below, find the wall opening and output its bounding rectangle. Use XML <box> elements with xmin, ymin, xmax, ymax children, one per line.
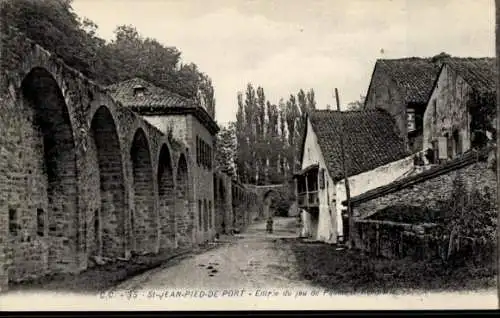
<box><xmin>93</xmin><ymin>209</ymin><xmax>101</xmax><ymax>256</ymax></box>
<box><xmin>208</xmin><ymin>201</ymin><xmax>212</xmax><ymax>228</ymax></box>
<box><xmin>203</xmin><ymin>199</ymin><xmax>208</xmax><ymax>232</ymax></box>
<box><xmin>158</xmin><ymin>144</ymin><xmax>175</xmax><ymax>250</ymax></box>
<box><xmin>21</xmin><ymin>67</ymin><xmax>79</xmax><ymax>272</ymax></box>
<box><xmin>198</xmin><ymin>200</ymin><xmax>202</xmax><ymax>230</ymax></box>
<box><xmin>175</xmin><ymin>154</ymin><xmax>190</xmax><ymax>246</ymax></box>
<box><xmin>130</xmin><ymin>129</ymin><xmax>156</xmax><ymax>254</ymax></box>
<box><xmin>9</xmin><ymin>208</ymin><xmax>17</xmax><ymax>236</ymax></box>
<box><xmin>37</xmin><ymin>208</ymin><xmax>45</xmax><ymax>237</ymax></box>
<box><xmin>90</xmin><ymin>106</ymin><xmax>126</xmax><ymax>258</ymax></box>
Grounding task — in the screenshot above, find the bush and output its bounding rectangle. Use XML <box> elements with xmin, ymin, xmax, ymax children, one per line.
<box><xmin>436</xmin><ymin>176</ymin><xmax>496</xmax><ymax>261</ymax></box>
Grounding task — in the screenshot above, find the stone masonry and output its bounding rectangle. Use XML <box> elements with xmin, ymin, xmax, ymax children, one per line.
<box><xmin>350</xmin><ymin>152</ymin><xmax>497</xmax><ymax>219</ymax></box>
<box><xmin>0</xmin><ymin>27</ymin><xmax>260</xmax><ymax>292</ymax></box>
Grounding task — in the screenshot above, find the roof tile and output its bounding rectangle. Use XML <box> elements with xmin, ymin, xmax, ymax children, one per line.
<box><xmin>309</xmin><ymin>109</ymin><xmax>409</xmax><ymax>180</ymax></box>
<box><xmin>106</xmin><ymin>77</ymin><xmax>194</xmax><ymax>109</ymax></box>
<box><xmin>375</xmin><ymin>56</ymin><xmax>496</xmax><ymax>104</ymax></box>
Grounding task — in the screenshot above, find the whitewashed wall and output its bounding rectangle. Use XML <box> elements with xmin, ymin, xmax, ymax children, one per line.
<box><xmin>300</xmin><ymin>118</ymin><xmax>337</xmax><ymax>243</ymax></box>
<box><xmin>335</xmin><ymin>154</ymin><xmax>415</xmax><ymax>236</ymax></box>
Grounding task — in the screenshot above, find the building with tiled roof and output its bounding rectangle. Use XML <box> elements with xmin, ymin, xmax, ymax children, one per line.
<box><xmin>293</xmin><ymin>108</ymin><xmax>415</xmax><ymax>244</ymax></box>
<box><xmin>107</xmin><ymin>77</ymin><xmax>220</xmax><ymax>243</ymax></box>
<box><xmin>107</xmin><ymin>77</ymin><xmax>194</xmax><ymax>109</ymax></box>
<box><xmin>364</xmin><ymin>54</ymin><xmax>497</xmax><ymax>154</ymax></box>
<box><xmin>364</xmin><ymin>56</ymin><xmax>442</xmax><ymax>153</ymax></box>
<box><xmin>422</xmin><ymin>57</ymin><xmax>496</xmax><ymax>162</ymax></box>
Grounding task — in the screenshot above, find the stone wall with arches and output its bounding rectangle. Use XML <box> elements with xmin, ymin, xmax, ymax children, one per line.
<box><xmin>0</xmin><ymin>26</ymin><xmax>193</xmax><ymax>291</ymax></box>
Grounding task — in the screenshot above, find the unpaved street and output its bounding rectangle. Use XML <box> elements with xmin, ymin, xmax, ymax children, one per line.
<box><xmin>112</xmin><ymin>217</ymin><xmax>316</xmax><ymax>291</ymax></box>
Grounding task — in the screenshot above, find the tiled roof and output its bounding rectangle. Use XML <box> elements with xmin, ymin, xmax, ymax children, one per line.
<box><xmin>106</xmin><ymin>77</ymin><xmax>194</xmax><ymax>109</ymax></box>
<box><xmin>370</xmin><ymin>55</ymin><xmax>496</xmax><ymax>106</ymax></box>
<box><xmin>375</xmin><ymin>58</ymin><xmax>441</xmax><ymax>104</ymax></box>
<box><xmin>308</xmin><ymin>109</ymin><xmax>409</xmax><ymax>181</ymax></box>
<box><xmin>443</xmin><ymin>58</ymin><xmax>496</xmax><ymax>94</ymax></box>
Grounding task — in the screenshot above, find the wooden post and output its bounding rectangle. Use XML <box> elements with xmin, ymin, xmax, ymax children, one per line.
<box><xmin>335</xmin><ymin>88</ymin><xmax>353</xmax><ymax>248</ymax></box>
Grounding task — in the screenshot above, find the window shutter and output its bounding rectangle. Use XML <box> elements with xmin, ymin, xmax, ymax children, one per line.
<box><xmin>319</xmin><ymin>168</ymin><xmax>325</xmax><ymax>189</ymax></box>
<box><xmin>438</xmin><ymin>136</ymin><xmax>448</xmax><ymax>159</ymax></box>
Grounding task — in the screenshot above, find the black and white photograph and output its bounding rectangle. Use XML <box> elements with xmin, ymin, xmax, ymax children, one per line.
<box><xmin>0</xmin><ymin>0</ymin><xmax>498</xmax><ymax>311</ymax></box>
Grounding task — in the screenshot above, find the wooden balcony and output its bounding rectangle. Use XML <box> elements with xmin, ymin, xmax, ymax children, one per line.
<box><xmin>297</xmin><ymin>191</ymin><xmax>319</xmax><ymax>209</ymax></box>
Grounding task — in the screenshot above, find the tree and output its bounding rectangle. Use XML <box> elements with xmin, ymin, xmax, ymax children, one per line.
<box><xmin>297</xmin><ymin>89</ymin><xmax>307</xmax><ymax>114</ymax></box>
<box><xmin>306</xmin><ymin>89</ymin><xmax>316</xmax><ymax>111</ymax></box>
<box><xmin>233</xmin><ymin>83</ymin><xmax>317</xmax><ymax>185</ymax></box>
<box><xmin>1</xmin><ymin>0</ymin><xmax>216</xmax><ymax>111</ymax></box>
<box><xmin>346</xmin><ymin>95</ymin><xmax>366</xmax><ymax>111</ymax></box>
<box><xmin>215</xmin><ymin>123</ymin><xmax>237</xmax><ymax>177</ymax></box>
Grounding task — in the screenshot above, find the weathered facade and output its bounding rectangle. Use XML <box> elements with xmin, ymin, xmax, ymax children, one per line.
<box><xmin>422</xmin><ymin>58</ymin><xmax>496</xmax><ymax>160</ymax></box>
<box><xmin>365</xmin><ymin>55</ymin><xmax>497</xmax><ymax>155</ymax></box>
<box><xmin>364</xmin><ymin>58</ymin><xmax>441</xmax><ymax>153</ymax></box>
<box><xmin>294</xmin><ymin>109</ymin><xmax>411</xmax><ymax>244</ymax></box>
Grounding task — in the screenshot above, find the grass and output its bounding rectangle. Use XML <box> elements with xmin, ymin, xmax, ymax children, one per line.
<box><xmin>276</xmin><ymin>238</ymin><xmax>497</xmax><ymax>294</ymax></box>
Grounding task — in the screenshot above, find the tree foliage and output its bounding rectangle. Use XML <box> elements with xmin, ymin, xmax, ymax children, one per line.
<box><xmin>0</xmin><ymin>0</ymin><xmax>215</xmax><ymax>116</ymax></box>
<box><xmin>232</xmin><ymin>83</ymin><xmax>317</xmax><ymax>186</ymax></box>
<box><xmin>214</xmin><ymin>123</ymin><xmax>237</xmax><ymax>177</ymax></box>
<box><xmin>434</xmin><ymin>176</ymin><xmax>496</xmax><ymax>261</ymax></box>
<box><xmin>346</xmin><ymin>95</ymin><xmax>365</xmax><ymax>111</ymax></box>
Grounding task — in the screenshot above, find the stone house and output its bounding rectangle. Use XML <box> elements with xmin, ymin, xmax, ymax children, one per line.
<box><xmin>293</xmin><ymin>109</ymin><xmax>414</xmax><ymax>243</ymax></box>
<box><xmin>107</xmin><ymin>78</ymin><xmax>220</xmax><ymax>244</ymax></box>
<box><xmin>422</xmin><ymin>58</ymin><xmax>497</xmax><ymax>162</ymax></box>
<box><xmin>364</xmin><ymin>57</ymin><xmax>442</xmax><ymax>153</ymax></box>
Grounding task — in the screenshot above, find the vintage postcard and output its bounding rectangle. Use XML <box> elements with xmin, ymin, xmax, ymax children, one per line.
<box><xmin>0</xmin><ymin>0</ymin><xmax>498</xmax><ymax>311</ymax></box>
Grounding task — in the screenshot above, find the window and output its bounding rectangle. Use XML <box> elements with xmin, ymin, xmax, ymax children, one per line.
<box><xmin>407</xmin><ymin>108</ymin><xmax>416</xmax><ymax>132</ymax></box>
<box><xmin>432</xmin><ymin>100</ymin><xmax>437</xmax><ymax>126</ymax></box>
<box><xmin>196</xmin><ymin>136</ymin><xmax>200</xmax><ymax>166</ymax></box>
<box><xmin>208</xmin><ymin>146</ymin><xmax>212</xmax><ymax>169</ymax></box>
<box><xmin>198</xmin><ymin>200</ymin><xmax>202</xmax><ymax>229</ymax></box>
<box><xmin>9</xmin><ymin>208</ymin><xmax>17</xmax><ymax>236</ymax></box>
<box><xmin>94</xmin><ymin>209</ymin><xmax>100</xmax><ymax>245</ymax></box>
<box><xmin>203</xmin><ymin>199</ymin><xmax>208</xmax><ymax>232</ymax></box>
<box><xmin>453</xmin><ymin>130</ymin><xmax>462</xmax><ymax>156</ymax></box>
<box><xmin>326</xmin><ymin>180</ymin><xmax>330</xmax><ymax>203</ymax></box>
<box><xmin>208</xmin><ymin>201</ymin><xmax>212</xmax><ymax>228</ymax></box>
<box><xmin>37</xmin><ymin>208</ymin><xmax>45</xmax><ymax>236</ymax></box>
<box><xmin>202</xmin><ymin>142</ymin><xmax>206</xmax><ymax>168</ymax></box>
<box><xmin>437</xmin><ymin>136</ymin><xmax>448</xmax><ymax>160</ymax></box>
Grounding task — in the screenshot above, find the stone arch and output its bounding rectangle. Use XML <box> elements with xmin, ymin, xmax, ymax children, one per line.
<box><xmin>20</xmin><ymin>67</ymin><xmax>79</xmax><ymax>273</ymax></box>
<box><xmin>157</xmin><ymin>144</ymin><xmax>175</xmax><ymax>250</ymax></box>
<box><xmin>175</xmin><ymin>153</ymin><xmax>190</xmax><ymax>247</ymax></box>
<box><xmin>130</xmin><ymin>128</ymin><xmax>156</xmax><ymax>254</ymax></box>
<box><xmin>89</xmin><ymin>105</ymin><xmax>126</xmax><ymax>258</ymax></box>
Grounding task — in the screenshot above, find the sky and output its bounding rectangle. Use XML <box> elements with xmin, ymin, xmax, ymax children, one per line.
<box><xmin>72</xmin><ymin>0</ymin><xmax>495</xmax><ymax>126</ymax></box>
